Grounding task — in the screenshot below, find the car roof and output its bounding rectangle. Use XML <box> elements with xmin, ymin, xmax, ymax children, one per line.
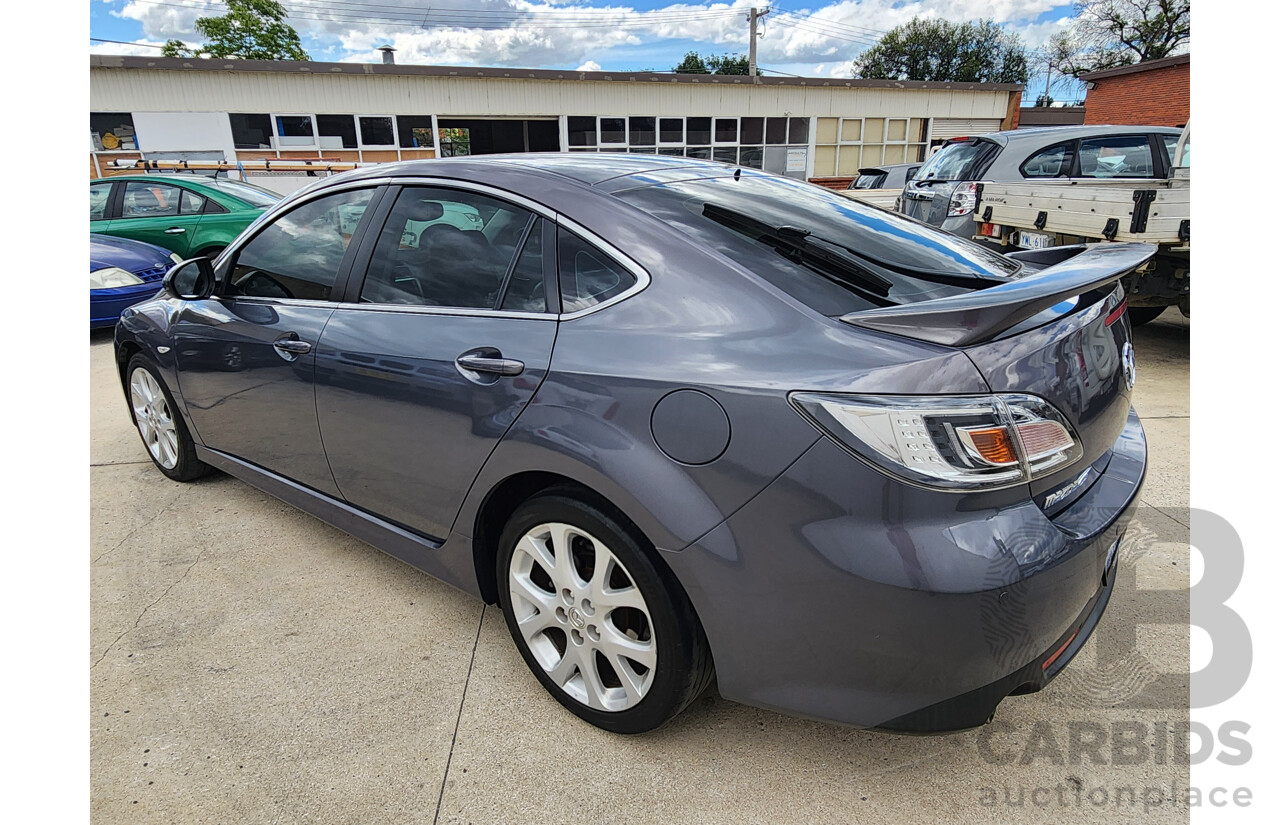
<box><xmin>333</xmin><ymin>153</ymin><xmax>739</xmax><ymax>190</ymax></box>
<box><xmin>976</xmin><ymin>124</ymin><xmax>1183</xmax><ymax>147</ymax></box>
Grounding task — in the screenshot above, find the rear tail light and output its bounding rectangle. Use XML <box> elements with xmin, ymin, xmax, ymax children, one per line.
<box><xmin>947</xmin><ymin>182</ymin><xmax>979</xmax><ymax>217</ymax></box>
<box><xmin>977</xmin><ymin>222</ymin><xmax>1003</xmax><ymax>237</ymax></box>
<box><xmin>789</xmin><ymin>392</ymin><xmax>1083</xmax><ymax>491</ymax></box>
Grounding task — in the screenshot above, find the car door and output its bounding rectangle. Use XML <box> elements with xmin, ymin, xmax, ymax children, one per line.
<box><xmin>315</xmin><ymin>184</ymin><xmax>558</xmax><ymax>541</ymax></box>
<box><xmin>171</xmin><ymin>185</ymin><xmax>383</xmax><ymax>496</ymax></box>
<box><xmin>111</xmin><ymin>179</ymin><xmax>206</xmax><ymax>256</ymax></box>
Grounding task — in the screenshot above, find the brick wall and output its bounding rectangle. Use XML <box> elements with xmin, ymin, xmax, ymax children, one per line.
<box><xmin>1084</xmin><ymin>63</ymin><xmax>1190</xmax><ymax>126</ymax></box>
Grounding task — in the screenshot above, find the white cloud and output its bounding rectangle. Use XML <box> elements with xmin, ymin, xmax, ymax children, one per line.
<box><xmin>109</xmin><ymin>0</ymin><xmax>1076</xmax><ymax>74</ymax></box>
<box><xmin>576</xmin><ymin>59</ymin><xmax>603</xmax><ymax>71</ymax></box>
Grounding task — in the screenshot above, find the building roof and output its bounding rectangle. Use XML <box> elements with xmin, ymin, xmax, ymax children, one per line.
<box><xmin>88</xmin><ymin>54</ymin><xmax>1025</xmax><ymax>93</ymax></box>
<box><xmin>1079</xmin><ymin>53</ymin><xmax>1190</xmax><ymax>82</ymax></box>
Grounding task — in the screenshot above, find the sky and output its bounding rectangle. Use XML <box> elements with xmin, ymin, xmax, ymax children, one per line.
<box><xmin>89</xmin><ymin>0</ymin><xmax>1089</xmax><ymax>102</ymax></box>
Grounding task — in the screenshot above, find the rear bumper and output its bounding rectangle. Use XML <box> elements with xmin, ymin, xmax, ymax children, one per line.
<box><xmin>661</xmin><ymin>408</ymin><xmax>1146</xmax><ymax>730</ymax></box>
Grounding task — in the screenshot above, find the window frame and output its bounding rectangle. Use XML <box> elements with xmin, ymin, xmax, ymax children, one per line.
<box><xmin>90</xmin><ymin>181</ymin><xmax>116</xmax><ymax>222</ymax></box>
<box><xmin>1072</xmin><ymin>132</ymin><xmax>1163</xmax><ymax>180</ymax></box>
<box><xmin>215</xmin><ymin>183</ymin><xmax>389</xmax><ymax>305</ymax></box>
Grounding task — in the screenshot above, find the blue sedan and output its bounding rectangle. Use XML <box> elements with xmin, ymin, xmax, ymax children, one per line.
<box><xmin>91</xmin><ymin>234</ymin><xmax>179</xmax><ymax>328</ymax></box>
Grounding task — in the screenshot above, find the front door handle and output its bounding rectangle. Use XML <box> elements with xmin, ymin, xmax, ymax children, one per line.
<box><xmin>164</xmin><ymin>227</ymin><xmax>187</xmax><ymax>234</ymax></box>
<box><xmin>456</xmin><ymin>350</ymin><xmax>525</xmax><ymax>377</ymax></box>
<box><xmin>273</xmin><ymin>334</ymin><xmax>312</xmax><ymax>360</ymax></box>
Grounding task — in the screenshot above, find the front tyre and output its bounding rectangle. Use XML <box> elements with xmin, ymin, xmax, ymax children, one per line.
<box><xmin>127</xmin><ymin>355</ymin><xmax>212</xmax><ymax>482</ymax></box>
<box><xmin>497</xmin><ymin>493</ymin><xmax>713</xmax><ymax>733</ymax></box>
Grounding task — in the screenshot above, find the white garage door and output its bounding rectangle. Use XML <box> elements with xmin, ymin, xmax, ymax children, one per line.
<box><xmin>930</xmin><ymin>118</ymin><xmax>1005</xmax><ymax>140</ymax></box>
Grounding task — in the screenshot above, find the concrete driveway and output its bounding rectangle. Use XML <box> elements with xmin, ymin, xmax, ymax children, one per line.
<box><xmin>90</xmin><ymin>311</ymin><xmax>1191</xmax><ymax>824</ymax></box>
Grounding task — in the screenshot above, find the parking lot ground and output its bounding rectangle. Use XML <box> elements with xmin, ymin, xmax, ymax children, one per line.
<box><xmin>90</xmin><ymin>309</ymin><xmax>1190</xmax><ymax>824</ymax></box>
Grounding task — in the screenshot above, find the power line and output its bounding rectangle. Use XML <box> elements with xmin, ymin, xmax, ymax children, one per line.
<box><xmin>90</xmin><ymin>37</ymin><xmax>167</xmax><ymax>49</ymax></box>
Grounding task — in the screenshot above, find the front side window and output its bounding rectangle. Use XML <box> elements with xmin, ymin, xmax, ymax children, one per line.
<box><xmin>558</xmin><ymin>229</ymin><xmax>636</xmax><ymax>313</ymax></box>
<box><xmin>121</xmin><ymin>181</ymin><xmax>181</xmax><ymax>218</ymax></box>
<box><xmin>360</xmin><ymin>187</ymin><xmax>535</xmax><ymax>309</ymax></box>
<box><xmin>227</xmin><ymin>188</ymin><xmax>374</xmax><ymax>301</ymax></box>
<box><xmin>1078</xmin><ymin>135</ymin><xmax>1156</xmax><ymax>178</ymax></box>
<box><xmin>90</xmin><ymin>182</ymin><xmax>112</xmax><ymax>221</ymax></box>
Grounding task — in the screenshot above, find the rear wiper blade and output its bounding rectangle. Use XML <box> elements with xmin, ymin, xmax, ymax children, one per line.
<box><xmin>703</xmin><ymin>204</ymin><xmax>894</xmax><ymax>297</ymax></box>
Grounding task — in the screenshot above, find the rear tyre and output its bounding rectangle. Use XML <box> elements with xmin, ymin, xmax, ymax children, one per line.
<box><xmin>127</xmin><ymin>355</ymin><xmax>212</xmax><ymax>482</ymax></box>
<box><xmin>497</xmin><ymin>492</ymin><xmax>714</xmax><ymax>734</ymax></box>
<box><xmin>1127</xmin><ymin>305</ymin><xmax>1167</xmax><ymax>326</ymax></box>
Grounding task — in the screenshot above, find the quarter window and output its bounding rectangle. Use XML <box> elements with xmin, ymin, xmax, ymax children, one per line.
<box><xmin>90</xmin><ymin>182</ymin><xmax>112</xmax><ymax>221</ymax></box>
<box><xmin>121</xmin><ymin>181</ymin><xmax>181</xmax><ymax>218</ymax></box>
<box><xmin>558</xmin><ymin>229</ymin><xmax>637</xmax><ymax>313</ymax></box>
<box><xmin>500</xmin><ymin>218</ymin><xmax>548</xmax><ymax>313</ymax></box>
<box><xmin>227</xmin><ymin>188</ymin><xmax>374</xmax><ymax>301</ymax></box>
<box><xmin>1078</xmin><ymin>135</ymin><xmax>1156</xmax><ymax>178</ymax></box>
<box><xmin>361</xmin><ymin>188</ymin><xmax>535</xmax><ymax>309</ymax></box>
<box><xmin>179</xmin><ymin>189</ymin><xmax>207</xmax><ymax>215</ymax></box>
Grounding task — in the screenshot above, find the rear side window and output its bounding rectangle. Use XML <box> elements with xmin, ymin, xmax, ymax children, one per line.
<box><xmin>1078</xmin><ymin>135</ymin><xmax>1156</xmax><ymax>178</ymax></box>
<box><xmin>1021</xmin><ymin>142</ymin><xmax>1073</xmax><ymax>178</ymax></box>
<box><xmin>121</xmin><ymin>181</ymin><xmax>181</xmax><ymax>218</ymax></box>
<box><xmin>227</xmin><ymin>188</ymin><xmax>374</xmax><ymax>301</ymax></box>
<box><xmin>558</xmin><ymin>229</ymin><xmax>636</xmax><ymax>313</ymax></box>
<box><xmin>360</xmin><ymin>187</ymin><xmax>534</xmax><ymax>309</ymax></box>
<box><xmin>179</xmin><ymin>189</ymin><xmax>206</xmax><ymax>215</ymax></box>
<box><xmin>1162</xmin><ymin>134</ymin><xmax>1190</xmax><ymax>168</ymax></box>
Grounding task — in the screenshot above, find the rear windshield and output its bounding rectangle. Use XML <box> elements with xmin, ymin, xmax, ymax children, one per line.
<box><xmin>205</xmin><ymin>179</ymin><xmax>281</xmax><ymax>208</ymax></box>
<box><xmin>614</xmin><ymin>171</ymin><xmax>1020</xmax><ymax>316</ymax></box>
<box><xmin>851</xmin><ymin>171</ymin><xmax>887</xmax><ymax>190</ymax></box>
<box><xmin>916</xmin><ymin>140</ymin><xmax>994</xmax><ymax>182</ymax></box>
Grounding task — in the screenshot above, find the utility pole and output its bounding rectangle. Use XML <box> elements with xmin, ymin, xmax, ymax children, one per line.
<box><xmin>748</xmin><ymin>7</ymin><xmax>771</xmax><ymax>77</ymax></box>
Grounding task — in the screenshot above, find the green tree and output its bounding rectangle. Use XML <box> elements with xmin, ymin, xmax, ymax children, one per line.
<box><xmin>673</xmin><ymin>51</ymin><xmax>709</xmax><ymax>74</ymax></box>
<box><xmin>672</xmin><ymin>52</ymin><xmax>750</xmax><ymax>75</ymax></box>
<box><xmin>855</xmin><ymin>18</ymin><xmax>1029</xmax><ymax>84</ymax></box>
<box><xmin>1057</xmin><ymin>0</ymin><xmax>1190</xmax><ymax>73</ymax></box>
<box><xmin>162</xmin><ymin>0</ymin><xmax>309</xmax><ymax>61</ymax></box>
<box><xmin>707</xmin><ymin>54</ymin><xmax>751</xmax><ymax>75</ymax></box>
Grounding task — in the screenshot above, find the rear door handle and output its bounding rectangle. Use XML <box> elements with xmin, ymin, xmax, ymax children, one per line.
<box><xmin>273</xmin><ymin>334</ymin><xmax>312</xmax><ymax>360</ymax></box>
<box><xmin>164</xmin><ymin>227</ymin><xmax>186</xmax><ymax>234</ymax></box>
<box><xmin>456</xmin><ymin>351</ymin><xmax>524</xmax><ymax>377</ymax></box>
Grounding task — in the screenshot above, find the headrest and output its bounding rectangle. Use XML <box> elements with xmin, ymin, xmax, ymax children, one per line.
<box><xmin>404</xmin><ymin>199</ymin><xmax>444</xmax><ymax>222</ymax></box>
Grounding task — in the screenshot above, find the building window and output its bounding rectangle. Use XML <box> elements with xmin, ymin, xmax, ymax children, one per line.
<box><xmin>317</xmin><ymin>114</ymin><xmax>358</xmax><ymax>149</ymax></box>
<box><xmin>438</xmin><ymin>127</ymin><xmax>471</xmax><ymax>157</ymax></box>
<box><xmin>90</xmin><ymin>112</ymin><xmax>138</xmax><ymax>151</ymax></box>
<box><xmin>274</xmin><ymin>114</ymin><xmax>316</xmax><ymax>147</ymax></box>
<box><xmin>568</xmin><ymin>116</ymin><xmax>597</xmax><ymax>147</ymax></box>
<box><xmin>358</xmin><ymin>116</ymin><xmax>396</xmax><ymax>147</ymax></box>
<box><xmin>599</xmin><ymin>118</ymin><xmax>626</xmax><ymax>144</ymax></box>
<box><xmin>229</xmin><ymin>113</ymin><xmax>273</xmax><ymax>149</ymax></box>
<box><xmin>560</xmin><ymin>115</ymin><xmax>808</xmax><ymax>177</ymax></box>
<box><xmin>813</xmin><ymin>117</ymin><xmax>929</xmax><ymax>177</ymax></box>
<box><xmin>396</xmin><ymin>116</ymin><xmax>435</xmax><ymax>149</ymax></box>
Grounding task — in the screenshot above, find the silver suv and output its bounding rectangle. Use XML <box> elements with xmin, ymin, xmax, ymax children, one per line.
<box><xmin>900</xmin><ymin>125</ymin><xmax>1184</xmax><ymax>238</ymax></box>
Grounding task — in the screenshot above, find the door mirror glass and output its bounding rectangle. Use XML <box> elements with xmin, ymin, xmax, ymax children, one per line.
<box><xmin>164</xmin><ymin>257</ymin><xmax>216</xmax><ymax>300</ymax></box>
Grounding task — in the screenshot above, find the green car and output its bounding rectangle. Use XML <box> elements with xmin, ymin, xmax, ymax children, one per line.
<box><xmin>90</xmin><ymin>175</ymin><xmax>280</xmax><ymax>259</ymax></box>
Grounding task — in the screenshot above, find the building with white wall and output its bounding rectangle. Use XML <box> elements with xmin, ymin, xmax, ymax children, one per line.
<box><xmin>90</xmin><ymin>55</ymin><xmax>1023</xmax><ymax>190</ymax></box>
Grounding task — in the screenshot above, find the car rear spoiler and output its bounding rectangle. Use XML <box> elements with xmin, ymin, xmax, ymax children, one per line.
<box><xmin>839</xmin><ymin>243</ymin><xmax>1157</xmax><ymax>347</ymax></box>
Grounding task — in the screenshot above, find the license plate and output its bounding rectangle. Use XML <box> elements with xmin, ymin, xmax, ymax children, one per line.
<box><xmin>1017</xmin><ymin>230</ymin><xmax>1054</xmax><ymax>250</ymax></box>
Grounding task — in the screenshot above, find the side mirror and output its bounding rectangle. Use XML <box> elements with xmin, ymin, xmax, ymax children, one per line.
<box><xmin>163</xmin><ymin>257</ymin><xmax>216</xmax><ymax>300</ymax></box>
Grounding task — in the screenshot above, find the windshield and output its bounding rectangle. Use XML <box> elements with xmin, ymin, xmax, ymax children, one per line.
<box><xmin>614</xmin><ymin>171</ymin><xmax>1020</xmax><ymax>315</ymax></box>
<box><xmin>206</xmin><ymin>178</ymin><xmax>282</xmax><ymax>208</ymax></box>
<box><xmin>916</xmin><ymin>140</ymin><xmax>993</xmax><ymax>182</ymax></box>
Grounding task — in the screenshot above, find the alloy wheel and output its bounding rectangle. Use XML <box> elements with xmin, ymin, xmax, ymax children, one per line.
<box><xmin>508</xmin><ymin>522</ymin><xmax>657</xmax><ymax>712</ymax></box>
<box><xmin>130</xmin><ymin>368</ymin><xmax>179</xmax><ymax>469</ymax></box>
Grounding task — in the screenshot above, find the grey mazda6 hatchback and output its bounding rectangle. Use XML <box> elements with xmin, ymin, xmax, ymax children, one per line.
<box><xmin>115</xmin><ymin>154</ymin><xmax>1148</xmax><ymax>734</ymax></box>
